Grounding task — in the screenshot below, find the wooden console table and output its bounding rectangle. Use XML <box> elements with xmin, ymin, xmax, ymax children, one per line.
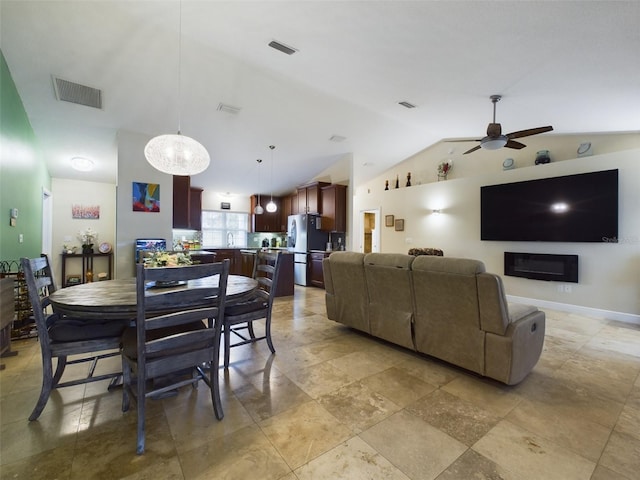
<box><xmin>61</xmin><ymin>252</ymin><xmax>113</xmax><ymax>286</ymax></box>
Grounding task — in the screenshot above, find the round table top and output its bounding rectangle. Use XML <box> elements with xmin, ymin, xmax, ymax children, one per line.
<box><xmin>49</xmin><ymin>275</ymin><xmax>257</xmax><ymax>320</ymax></box>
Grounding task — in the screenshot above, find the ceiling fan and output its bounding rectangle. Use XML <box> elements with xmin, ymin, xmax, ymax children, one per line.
<box><xmin>450</xmin><ymin>95</ymin><xmax>553</xmax><ymax>155</ymax></box>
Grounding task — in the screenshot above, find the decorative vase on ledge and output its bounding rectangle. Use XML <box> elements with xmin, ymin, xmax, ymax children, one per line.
<box><xmin>82</xmin><ymin>244</ymin><xmax>94</xmax><ymax>254</ymax></box>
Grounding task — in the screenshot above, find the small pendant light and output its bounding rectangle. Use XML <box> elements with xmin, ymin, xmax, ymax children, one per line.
<box><xmin>254</xmin><ymin>159</ymin><xmax>264</xmax><ymax>215</ymax></box>
<box><xmin>265</xmin><ymin>145</ymin><xmax>277</xmax><ymax>213</ymax></box>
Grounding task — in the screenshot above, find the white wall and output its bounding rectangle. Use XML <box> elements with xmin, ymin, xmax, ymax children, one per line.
<box><xmin>354</xmin><ymin>134</ymin><xmax>640</xmax><ymax>318</ymax></box>
<box><xmin>51</xmin><ymin>178</ymin><xmax>116</xmax><ymax>285</ymax></box>
<box><xmin>115</xmin><ymin>130</ymin><xmax>174</xmax><ymax>278</ymax></box>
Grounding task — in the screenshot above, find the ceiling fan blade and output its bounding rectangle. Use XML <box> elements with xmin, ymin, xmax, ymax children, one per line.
<box><xmin>446</xmin><ymin>138</ymin><xmax>482</xmax><ymax>143</ymax></box>
<box><xmin>505</xmin><ymin>139</ymin><xmax>526</xmax><ymax>150</ymax></box>
<box><xmin>463</xmin><ymin>144</ymin><xmax>482</xmax><ymax>155</ymax></box>
<box><xmin>507</xmin><ymin>126</ymin><xmax>553</xmax><ymax>140</ymax></box>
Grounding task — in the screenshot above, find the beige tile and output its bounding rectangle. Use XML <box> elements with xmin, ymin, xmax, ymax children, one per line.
<box><xmin>520</xmin><ymin>375</ymin><xmax>624</xmax><ymax>428</ymax></box>
<box><xmin>472</xmin><ymin>420</ymin><xmax>595</xmax><ymax>480</ymax></box>
<box><xmin>599</xmin><ymin>431</ymin><xmax>640</xmax><ymax>480</ymax></box>
<box><xmin>318</xmin><ymin>381</ymin><xmax>402</xmax><ymax>433</ymax></box>
<box><xmin>0</xmin><ymin>442</ymin><xmax>74</xmax><ymax>480</ymax></box>
<box><xmin>586</xmin><ymin>324</ymin><xmax>640</xmax><ymax>358</ymax></box>
<box><xmin>179</xmin><ymin>425</ymin><xmax>290</xmax><ymax>480</ymax></box>
<box><xmin>506</xmin><ymin>397</ymin><xmax>611</xmax><ymax>462</ymax></box>
<box><xmin>259</xmin><ymin>400</ymin><xmax>352</xmax><ymax>469</ymax></box>
<box><xmin>407</xmin><ymin>389</ymin><xmax>500</xmax><ymax>446</ymax></box>
<box><xmin>232</xmin><ymin>369</ymin><xmax>312</xmax><ymax>422</ymax></box>
<box><xmin>70</xmin><ymin>411</ymin><xmax>177</xmax><ymax>479</ymax></box>
<box><xmin>360</xmin><ymin>410</ymin><xmax>467</xmax><ymax>480</ymax></box>
<box><xmin>119</xmin><ymin>457</ymin><xmax>184</xmax><ymax>480</ymax></box>
<box><xmin>327</xmin><ymin>350</ymin><xmax>395</xmax><ymax>380</ymax></box>
<box><xmin>0</xmin><ymin>409</ymin><xmax>81</xmax><ymax>465</ymax></box>
<box><xmin>295</xmin><ymin>436</ymin><xmax>411</xmax><ymax>480</ymax></box>
<box><xmin>360</xmin><ymin>366</ymin><xmax>437</xmax><ymax>407</ymax></box>
<box><xmin>614</xmin><ymin>404</ymin><xmax>640</xmax><ymax>441</ymax></box>
<box><xmin>435</xmin><ymin>449</ymin><xmax>520</xmax><ymax>480</ymax></box>
<box><xmin>286</xmin><ymin>361</ymin><xmax>358</xmax><ymax>399</ymax></box>
<box><xmin>395</xmin><ymin>355</ymin><xmax>461</xmax><ymax>388</ymax></box>
<box><xmin>163</xmin><ymin>386</ymin><xmax>255</xmax><ymax>454</ymax></box>
<box><xmin>441</xmin><ymin>375</ymin><xmax>522</xmax><ymax>417</ymax></box>
<box><xmin>590</xmin><ymin>465</ymin><xmax>632</xmax><ymax>480</ymax></box>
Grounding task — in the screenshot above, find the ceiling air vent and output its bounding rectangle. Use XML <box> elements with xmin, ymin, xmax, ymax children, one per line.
<box><xmin>268</xmin><ymin>40</ymin><xmax>298</xmax><ymax>55</ymax></box>
<box><xmin>217</xmin><ymin>103</ymin><xmax>242</xmax><ymax>115</ymax></box>
<box><xmin>53</xmin><ymin>76</ymin><xmax>102</xmax><ymax>109</ymax></box>
<box><xmin>329</xmin><ymin>135</ymin><xmax>346</xmax><ymax>143</ymax></box>
<box><xmin>398</xmin><ymin>101</ymin><xmax>416</xmax><ymax>109</ymax></box>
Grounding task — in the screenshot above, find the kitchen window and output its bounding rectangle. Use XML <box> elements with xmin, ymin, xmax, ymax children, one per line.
<box><xmin>201</xmin><ymin>210</ymin><xmax>248</xmax><ymax>248</ymax></box>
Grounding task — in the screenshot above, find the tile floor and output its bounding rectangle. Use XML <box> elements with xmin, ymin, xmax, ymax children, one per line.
<box><xmin>1</xmin><ymin>286</ymin><xmax>639</xmax><ymax>479</ymax></box>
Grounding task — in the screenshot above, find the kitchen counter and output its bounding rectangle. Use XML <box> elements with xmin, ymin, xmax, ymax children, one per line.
<box><xmin>239</xmin><ymin>249</ymin><xmax>294</xmax><ymax>297</ymax></box>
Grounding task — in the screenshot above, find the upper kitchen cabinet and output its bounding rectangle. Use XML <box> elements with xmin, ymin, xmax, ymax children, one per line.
<box><xmin>297</xmin><ymin>182</ymin><xmax>330</xmax><ymax>214</ymax></box>
<box><xmin>321</xmin><ymin>184</ymin><xmax>347</xmax><ymax>232</ymax></box>
<box><xmin>173</xmin><ymin>176</ymin><xmax>202</xmax><ymax>230</ymax></box>
<box><xmin>250</xmin><ymin>195</ymin><xmax>284</xmax><ymax>232</ymax></box>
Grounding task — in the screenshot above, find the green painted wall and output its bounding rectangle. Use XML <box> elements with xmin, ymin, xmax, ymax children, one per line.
<box><xmin>0</xmin><ymin>49</ymin><xmax>50</xmax><ymax>264</ymax></box>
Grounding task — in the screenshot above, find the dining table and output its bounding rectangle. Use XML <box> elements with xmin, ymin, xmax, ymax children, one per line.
<box><xmin>49</xmin><ymin>274</ymin><xmax>258</xmax><ymax>320</ymax></box>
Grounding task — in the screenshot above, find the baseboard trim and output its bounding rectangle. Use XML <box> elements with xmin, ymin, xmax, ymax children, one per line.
<box><xmin>506</xmin><ymin>295</ymin><xmax>640</xmax><ymax>326</ymax></box>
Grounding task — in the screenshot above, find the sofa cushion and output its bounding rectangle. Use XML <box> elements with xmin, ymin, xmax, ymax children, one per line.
<box><xmin>364</xmin><ymin>253</ymin><xmax>415</xmax><ymax>349</ymax></box>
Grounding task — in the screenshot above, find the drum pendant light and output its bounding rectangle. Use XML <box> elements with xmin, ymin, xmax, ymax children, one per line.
<box><xmin>144</xmin><ymin>0</ymin><xmax>210</xmax><ymax>176</ymax></box>
<box><xmin>265</xmin><ymin>145</ymin><xmax>277</xmax><ymax>213</ymax></box>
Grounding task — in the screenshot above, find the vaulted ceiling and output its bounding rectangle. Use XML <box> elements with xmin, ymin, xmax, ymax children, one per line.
<box><xmin>2</xmin><ymin>1</ymin><xmax>639</xmax><ymax>196</ymax></box>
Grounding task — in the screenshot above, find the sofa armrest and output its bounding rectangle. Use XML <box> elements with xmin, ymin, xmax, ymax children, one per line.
<box><xmin>322</xmin><ymin>257</ymin><xmax>337</xmax><ymax>320</ymax></box>
<box><xmin>485</xmin><ymin>309</ymin><xmax>545</xmax><ymax>385</ymax></box>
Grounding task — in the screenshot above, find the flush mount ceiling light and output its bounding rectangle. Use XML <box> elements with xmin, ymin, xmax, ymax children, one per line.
<box><xmin>254</xmin><ymin>159</ymin><xmax>264</xmax><ymax>215</ymax></box>
<box><xmin>70</xmin><ymin>156</ymin><xmax>94</xmax><ymax>172</ymax></box>
<box><xmin>265</xmin><ymin>145</ymin><xmax>277</xmax><ymax>213</ymax></box>
<box><xmin>144</xmin><ymin>0</ymin><xmax>210</xmax><ymax>176</ymax></box>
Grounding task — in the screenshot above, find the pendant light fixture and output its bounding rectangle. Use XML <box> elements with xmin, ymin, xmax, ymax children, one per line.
<box><xmin>144</xmin><ymin>0</ymin><xmax>210</xmax><ymax>176</ymax></box>
<box><xmin>254</xmin><ymin>159</ymin><xmax>264</xmax><ymax>215</ymax></box>
<box><xmin>265</xmin><ymin>145</ymin><xmax>277</xmax><ymax>213</ymax></box>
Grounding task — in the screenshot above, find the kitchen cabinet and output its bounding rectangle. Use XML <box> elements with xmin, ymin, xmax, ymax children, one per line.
<box><xmin>320</xmin><ymin>184</ymin><xmax>347</xmax><ymax>232</ymax></box>
<box><xmin>250</xmin><ymin>196</ymin><xmax>284</xmax><ymax>232</ymax></box>
<box><xmin>297</xmin><ymin>182</ymin><xmax>329</xmax><ymax>214</ymax></box>
<box><xmin>309</xmin><ymin>251</ymin><xmax>330</xmax><ymax>288</ymax></box>
<box><xmin>173</xmin><ymin>176</ymin><xmax>202</xmax><ymax>230</ymax></box>
<box><xmin>206</xmin><ymin>249</ymin><xmax>242</xmax><ymax>275</ymax></box>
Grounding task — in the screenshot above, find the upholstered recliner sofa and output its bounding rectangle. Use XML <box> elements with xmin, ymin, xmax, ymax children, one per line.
<box><xmin>322</xmin><ymin>252</ymin><xmax>545</xmax><ymax>385</ymax></box>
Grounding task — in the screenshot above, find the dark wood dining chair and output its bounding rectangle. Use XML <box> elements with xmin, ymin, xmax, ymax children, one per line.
<box><xmin>223</xmin><ymin>250</ymin><xmax>282</xmax><ymax>368</ymax></box>
<box><xmin>20</xmin><ymin>255</ymin><xmax>127</xmax><ymax>421</ymax></box>
<box><xmin>121</xmin><ymin>260</ymin><xmax>230</xmax><ymax>455</ymax></box>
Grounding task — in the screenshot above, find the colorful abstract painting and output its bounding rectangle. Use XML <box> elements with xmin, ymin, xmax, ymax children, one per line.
<box><xmin>72</xmin><ymin>204</ymin><xmax>100</xmax><ymax>219</ymax></box>
<box><xmin>132</xmin><ymin>182</ymin><xmax>160</xmax><ymax>212</ymax></box>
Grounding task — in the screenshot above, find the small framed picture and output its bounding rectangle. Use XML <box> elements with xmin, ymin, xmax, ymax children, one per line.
<box><xmin>66</xmin><ymin>275</ymin><xmax>81</xmax><ymax>286</ymax></box>
<box><xmin>385</xmin><ymin>215</ymin><xmax>395</xmax><ymax>227</ymax></box>
<box><xmin>394</xmin><ymin>219</ymin><xmax>405</xmax><ymax>231</ymax></box>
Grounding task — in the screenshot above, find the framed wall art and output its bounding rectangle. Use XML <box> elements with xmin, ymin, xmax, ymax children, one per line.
<box><xmin>385</xmin><ymin>215</ymin><xmax>395</xmax><ymax>227</ymax></box>
<box><xmin>394</xmin><ymin>219</ymin><xmax>405</xmax><ymax>231</ymax></box>
<box><xmin>132</xmin><ymin>182</ymin><xmax>160</xmax><ymax>212</ymax></box>
<box><xmin>72</xmin><ymin>204</ymin><xmax>100</xmax><ymax>219</ymax></box>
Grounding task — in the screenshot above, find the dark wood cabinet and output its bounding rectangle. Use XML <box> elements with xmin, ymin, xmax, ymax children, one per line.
<box><xmin>309</xmin><ymin>251</ymin><xmax>329</xmax><ymax>288</ymax></box>
<box><xmin>206</xmin><ymin>249</ymin><xmax>242</xmax><ymax>275</ymax></box>
<box><xmin>250</xmin><ymin>196</ymin><xmax>284</xmax><ymax>232</ymax></box>
<box><xmin>173</xmin><ymin>176</ymin><xmax>202</xmax><ymax>230</ymax></box>
<box><xmin>320</xmin><ymin>184</ymin><xmax>347</xmax><ymax>232</ymax></box>
<box><xmin>297</xmin><ymin>182</ymin><xmax>330</xmax><ymax>214</ymax></box>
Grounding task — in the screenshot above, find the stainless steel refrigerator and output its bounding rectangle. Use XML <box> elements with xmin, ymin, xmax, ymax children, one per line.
<box><xmin>287</xmin><ymin>214</ymin><xmax>329</xmax><ymax>286</ymax></box>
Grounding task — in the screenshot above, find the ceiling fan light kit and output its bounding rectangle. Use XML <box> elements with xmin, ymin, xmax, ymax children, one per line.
<box><xmin>448</xmin><ymin>95</ymin><xmax>553</xmax><ymax>155</ymax></box>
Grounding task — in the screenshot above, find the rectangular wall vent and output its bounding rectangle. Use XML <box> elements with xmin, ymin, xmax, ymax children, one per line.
<box><xmin>53</xmin><ymin>76</ymin><xmax>102</xmax><ymax>109</ymax></box>
<box><xmin>217</xmin><ymin>103</ymin><xmax>242</xmax><ymax>115</ymax></box>
<box><xmin>268</xmin><ymin>40</ymin><xmax>298</xmax><ymax>55</ymax></box>
<box><xmin>398</xmin><ymin>101</ymin><xmax>416</xmax><ymax>109</ymax></box>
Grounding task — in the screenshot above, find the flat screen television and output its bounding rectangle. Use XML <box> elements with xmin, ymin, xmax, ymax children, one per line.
<box><xmin>480</xmin><ymin>169</ymin><xmax>618</xmax><ymax>242</ymax></box>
